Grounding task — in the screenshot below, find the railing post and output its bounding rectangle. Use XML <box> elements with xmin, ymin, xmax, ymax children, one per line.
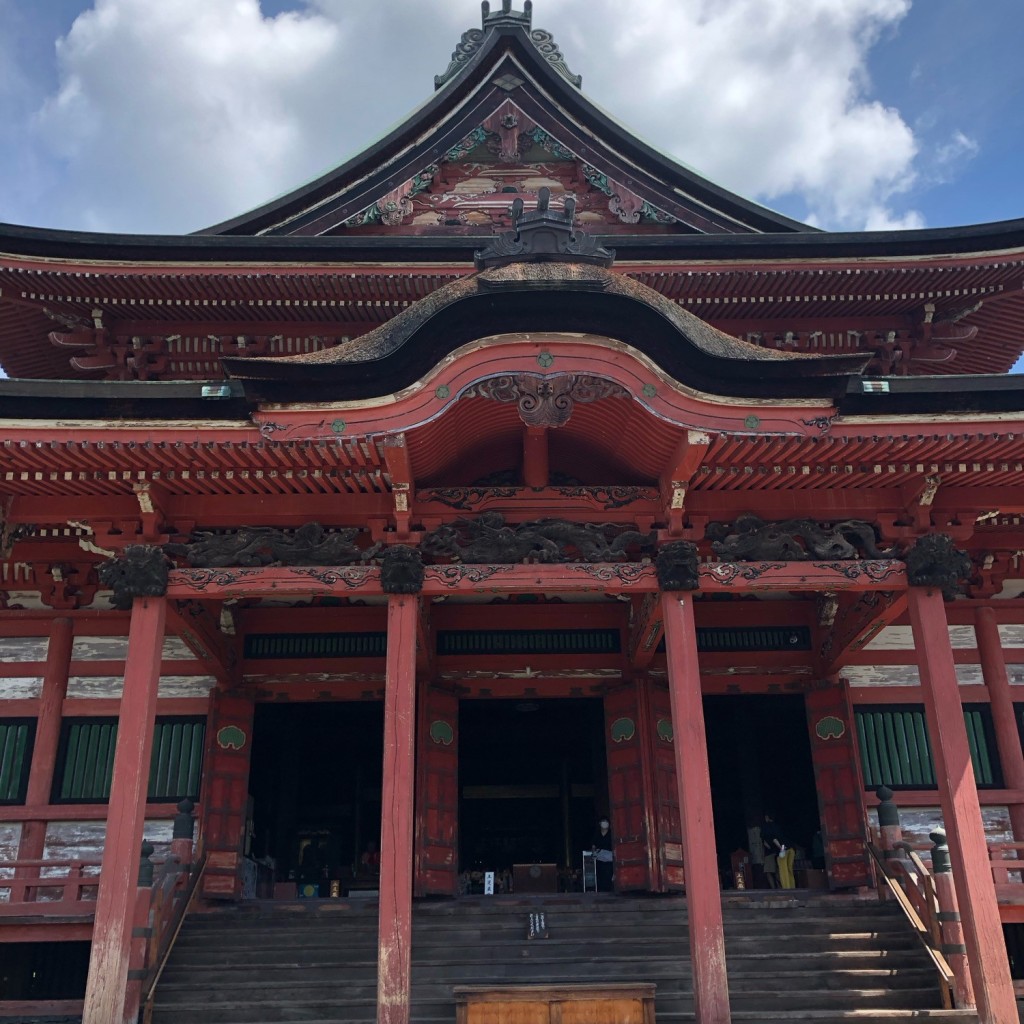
<box><xmin>876</xmin><ymin>785</ymin><xmax>905</xmax><ymax>860</ymax></box>
<box><xmin>171</xmin><ymin>799</ymin><xmax>196</xmax><ymax>869</ymax></box>
<box><xmin>125</xmin><ymin>841</ymin><xmax>156</xmax><ymax>1024</ymax></box>
<box><xmin>931</xmin><ymin>828</ymin><xmax>975</xmax><ymax>1010</ymax></box>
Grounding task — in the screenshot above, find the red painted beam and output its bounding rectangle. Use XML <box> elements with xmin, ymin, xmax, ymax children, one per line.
<box><xmin>908</xmin><ymin>587</ymin><xmax>1016</xmax><ymax>1024</ymax></box>
<box><xmin>166</xmin><ymin>560</ymin><xmax>907</xmax><ymax>599</ymax></box>
<box><xmin>820</xmin><ymin>590</ymin><xmax>907</xmax><ymax>676</ymax></box>
<box><xmin>82</xmin><ymin>596</ymin><xmax>166</xmax><ymax>1024</ymax></box>
<box><xmin>663</xmin><ymin>593</ymin><xmax>731</xmax><ymax>1024</ymax></box>
<box><xmin>377</xmin><ymin>595</ymin><xmax>417</xmax><ymax>1024</ymax></box>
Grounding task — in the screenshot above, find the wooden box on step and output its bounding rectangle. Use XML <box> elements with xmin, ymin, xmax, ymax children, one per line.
<box><xmin>454</xmin><ymin>983</ymin><xmax>656</xmax><ymax>1024</ymax></box>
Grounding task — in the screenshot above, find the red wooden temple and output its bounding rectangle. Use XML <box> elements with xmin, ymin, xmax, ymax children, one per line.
<box><xmin>3</xmin><ymin>4</ymin><xmax>1024</xmax><ymax>1023</ymax></box>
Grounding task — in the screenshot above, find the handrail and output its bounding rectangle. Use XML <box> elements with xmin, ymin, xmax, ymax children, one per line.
<box><xmin>866</xmin><ymin>841</ymin><xmax>955</xmax><ymax>1009</ymax></box>
<box><xmin>140</xmin><ymin>851</ymin><xmax>208</xmax><ymax>1015</ymax></box>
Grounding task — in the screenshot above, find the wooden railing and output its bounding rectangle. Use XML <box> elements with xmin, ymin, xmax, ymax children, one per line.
<box><xmin>866</xmin><ymin>840</ymin><xmax>956</xmax><ymax>1009</ymax></box>
<box><xmin>137</xmin><ymin>850</ymin><xmax>207</xmax><ymax>1012</ymax></box>
<box><xmin>0</xmin><ymin>859</ymin><xmax>102</xmax><ymax>915</ymax></box>
<box><xmin>987</xmin><ymin>841</ymin><xmax>1024</xmax><ymax>901</ymax></box>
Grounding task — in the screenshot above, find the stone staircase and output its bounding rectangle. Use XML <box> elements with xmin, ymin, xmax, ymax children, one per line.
<box><xmin>149</xmin><ymin>892</ymin><xmax>980</xmax><ymax>1023</ymax></box>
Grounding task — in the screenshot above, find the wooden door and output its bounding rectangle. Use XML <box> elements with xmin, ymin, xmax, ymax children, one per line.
<box><xmin>648</xmin><ymin>682</ymin><xmax>685</xmax><ymax>890</ymax></box>
<box><xmin>604</xmin><ymin>684</ymin><xmax>652</xmax><ymax>891</ymax></box>
<box><xmin>415</xmin><ymin>685</ymin><xmax>459</xmax><ymax>895</ymax></box>
<box><xmin>201</xmin><ymin>688</ymin><xmax>255</xmax><ymax>898</ymax></box>
<box><xmin>805</xmin><ymin>679</ymin><xmax>871</xmax><ymax>888</ymax></box>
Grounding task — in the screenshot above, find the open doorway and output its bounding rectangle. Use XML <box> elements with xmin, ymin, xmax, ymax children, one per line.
<box><xmin>704</xmin><ymin>694</ymin><xmax>821</xmax><ymax>887</ymax></box>
<box><xmin>458</xmin><ymin>698</ymin><xmax>606</xmax><ymax>890</ymax></box>
<box><xmin>249</xmin><ymin>701</ymin><xmax>383</xmax><ymax>892</ymax></box>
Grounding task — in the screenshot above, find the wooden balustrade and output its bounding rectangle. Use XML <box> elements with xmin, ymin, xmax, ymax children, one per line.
<box><xmin>0</xmin><ymin>859</ymin><xmax>102</xmax><ymax>915</ymax></box>
<box><xmin>866</xmin><ymin>840</ymin><xmax>955</xmax><ymax>1008</ymax></box>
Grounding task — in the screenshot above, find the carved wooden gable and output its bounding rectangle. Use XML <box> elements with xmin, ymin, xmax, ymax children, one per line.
<box><xmin>338</xmin><ymin>98</ymin><xmax>677</xmax><ymax>236</ymax></box>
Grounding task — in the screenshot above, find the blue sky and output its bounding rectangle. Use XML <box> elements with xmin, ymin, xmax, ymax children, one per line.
<box><xmin>0</xmin><ymin>0</ymin><xmax>1020</xmax><ymax>237</ymax></box>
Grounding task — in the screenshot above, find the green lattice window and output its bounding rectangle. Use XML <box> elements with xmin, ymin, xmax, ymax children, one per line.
<box><xmin>855</xmin><ymin>704</ymin><xmax>1001</xmax><ymax>790</ymax></box>
<box><xmin>0</xmin><ymin>719</ymin><xmax>35</xmax><ymax>804</ymax></box>
<box><xmin>53</xmin><ymin>717</ymin><xmax>205</xmax><ymax>804</ymax></box>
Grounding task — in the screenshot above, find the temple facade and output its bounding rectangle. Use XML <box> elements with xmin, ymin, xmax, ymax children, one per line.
<box><xmin>3</xmin><ymin>4</ymin><xmax>1024</xmax><ymax>1023</ymax></box>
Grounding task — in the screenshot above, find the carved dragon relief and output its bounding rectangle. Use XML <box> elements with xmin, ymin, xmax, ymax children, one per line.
<box><xmin>420</xmin><ymin>513</ymin><xmax>656</xmax><ymax>565</ymax></box>
<box><xmin>706</xmin><ymin>515</ymin><xmax>894</xmax><ymax>562</ymax></box>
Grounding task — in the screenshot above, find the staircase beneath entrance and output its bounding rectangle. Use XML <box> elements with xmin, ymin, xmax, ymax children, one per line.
<box><xmin>150</xmin><ymin>893</ymin><xmax>980</xmax><ymax>1023</ymax></box>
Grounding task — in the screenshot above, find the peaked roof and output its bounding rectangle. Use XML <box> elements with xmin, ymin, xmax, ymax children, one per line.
<box><xmin>202</xmin><ymin>4</ymin><xmax>812</xmax><ymax>238</ymax></box>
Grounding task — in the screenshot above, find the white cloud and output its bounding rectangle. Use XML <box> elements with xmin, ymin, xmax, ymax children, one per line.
<box><xmin>556</xmin><ymin>0</ymin><xmax>920</xmax><ymax>230</ymax></box>
<box><xmin>18</xmin><ymin>0</ymin><xmax>927</xmax><ymax>232</ymax></box>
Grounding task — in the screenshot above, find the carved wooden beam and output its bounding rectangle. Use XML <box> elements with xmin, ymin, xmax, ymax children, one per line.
<box><xmin>167</xmin><ymin>559</ymin><xmax>907</xmax><ymax>600</ymax></box>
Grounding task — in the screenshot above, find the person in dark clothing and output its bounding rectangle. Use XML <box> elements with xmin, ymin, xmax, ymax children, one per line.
<box><xmin>592</xmin><ymin>817</ymin><xmax>614</xmax><ymax>892</ymax></box>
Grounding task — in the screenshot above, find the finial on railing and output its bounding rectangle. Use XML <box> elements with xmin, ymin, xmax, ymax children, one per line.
<box><xmin>173</xmin><ymin>798</ymin><xmax>196</xmax><ymax>841</ymax></box>
<box><xmin>875</xmin><ymin>785</ymin><xmax>899</xmax><ymax>827</ymax></box>
<box><xmin>930</xmin><ymin>827</ymin><xmax>951</xmax><ymax>874</ymax></box>
<box><xmin>138</xmin><ymin>840</ymin><xmax>155</xmax><ymax>887</ymax></box>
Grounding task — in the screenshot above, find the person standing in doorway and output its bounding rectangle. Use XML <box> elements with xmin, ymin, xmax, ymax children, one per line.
<box><xmin>761</xmin><ymin>812</ymin><xmax>782</xmax><ymax>889</ymax></box>
<box><xmin>592</xmin><ymin>817</ymin><xmax>614</xmax><ymax>892</ymax></box>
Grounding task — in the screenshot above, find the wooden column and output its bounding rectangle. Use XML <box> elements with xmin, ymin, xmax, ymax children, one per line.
<box><xmin>377</xmin><ymin>594</ymin><xmax>418</xmax><ymax>1024</ymax></box>
<box><xmin>908</xmin><ymin>587</ymin><xmax>1016</xmax><ymax>1024</ymax></box>
<box><xmin>18</xmin><ymin>616</ymin><xmax>74</xmax><ymax>861</ymax></box>
<box><xmin>82</xmin><ymin>595</ymin><xmax>166</xmax><ymax>1024</ymax></box>
<box><xmin>662</xmin><ymin>593</ymin><xmax>731</xmax><ymax>1024</ymax></box>
<box><xmin>635</xmin><ymin>676</ymin><xmax>662</xmax><ymax>892</ymax></box>
<box><xmin>975</xmin><ymin>606</ymin><xmax>1024</xmax><ymax>840</ymax></box>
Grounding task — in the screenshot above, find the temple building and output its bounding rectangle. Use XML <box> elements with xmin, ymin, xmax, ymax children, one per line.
<box><xmin>4</xmin><ymin>3</ymin><xmax>1024</xmax><ymax>1023</ymax></box>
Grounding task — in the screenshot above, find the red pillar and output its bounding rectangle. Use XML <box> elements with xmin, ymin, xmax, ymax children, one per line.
<box><xmin>975</xmin><ymin>606</ymin><xmax>1024</xmax><ymax>840</ymax></box>
<box><xmin>908</xmin><ymin>587</ymin><xmax>1016</xmax><ymax>1024</ymax></box>
<box><xmin>377</xmin><ymin>595</ymin><xmax>418</xmax><ymax>1024</ymax></box>
<box><xmin>82</xmin><ymin>596</ymin><xmax>166</xmax><ymax>1024</ymax></box>
<box><xmin>18</xmin><ymin>617</ymin><xmax>74</xmax><ymax>861</ymax></box>
<box><xmin>662</xmin><ymin>593</ymin><xmax>731</xmax><ymax>1024</ymax></box>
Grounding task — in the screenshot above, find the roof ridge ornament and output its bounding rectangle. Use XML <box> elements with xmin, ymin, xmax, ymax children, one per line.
<box><xmin>474</xmin><ymin>187</ymin><xmax>615</xmax><ymax>269</ymax></box>
<box><xmin>435</xmin><ymin>3</ymin><xmax>582</xmax><ymax>91</ymax></box>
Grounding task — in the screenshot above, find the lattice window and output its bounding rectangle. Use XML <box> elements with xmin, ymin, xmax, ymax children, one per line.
<box><xmin>53</xmin><ymin>717</ymin><xmax>205</xmax><ymax>804</ymax></box>
<box><xmin>0</xmin><ymin>719</ymin><xmax>35</xmax><ymax>804</ymax></box>
<box><xmin>855</xmin><ymin>704</ymin><xmax>1001</xmax><ymax>790</ymax></box>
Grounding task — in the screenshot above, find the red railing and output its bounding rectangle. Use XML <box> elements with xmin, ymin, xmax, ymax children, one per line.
<box><xmin>0</xmin><ymin>859</ymin><xmax>101</xmax><ymax>915</ymax></box>
<box><xmin>987</xmin><ymin>841</ymin><xmax>1024</xmax><ymax>897</ymax></box>
<box><xmin>867</xmin><ymin>839</ymin><xmax>956</xmax><ymax>1009</ymax></box>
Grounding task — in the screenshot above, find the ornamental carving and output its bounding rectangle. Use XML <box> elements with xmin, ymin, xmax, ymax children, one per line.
<box><xmin>706</xmin><ymin>515</ymin><xmax>892</xmax><ymax>562</ymax></box>
<box><xmin>904</xmin><ymin>533</ymin><xmax>972</xmax><ymax>601</ymax></box>
<box><xmin>381</xmin><ymin>546</ymin><xmax>424</xmax><ymax>594</ymax></box>
<box><xmin>164</xmin><ymin>524</ymin><xmax>380</xmax><ymax>568</ymax></box>
<box><xmin>435</xmin><ymin>5</ymin><xmax>581</xmax><ymax>91</ymax></box>
<box><xmin>98</xmin><ymin>545</ymin><xmax>169</xmax><ymax>610</ymax></box>
<box><xmin>464</xmin><ymin>374</ymin><xmax>627</xmax><ymax>427</ymax></box>
<box><xmin>421</xmin><ymin>513</ymin><xmax>656</xmax><ymax>565</ymax></box>
<box><xmin>474</xmin><ymin>187</ymin><xmax>615</xmax><ymax>269</ymax></box>
<box><xmin>420</xmin><ymin>488</ymin><xmax>520</xmax><ymax>512</ymax></box>
<box><xmin>656</xmin><ymin>541</ymin><xmax>700</xmax><ymax>592</ymax></box>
